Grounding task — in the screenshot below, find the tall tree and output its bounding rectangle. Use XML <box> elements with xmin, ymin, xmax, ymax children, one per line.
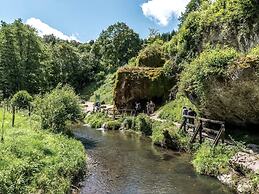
<box><xmin>92</xmin><ymin>22</ymin><xmax>142</xmax><ymax>71</ymax></box>
<box><xmin>0</xmin><ymin>22</ymin><xmax>19</xmax><ymax>97</ymax></box>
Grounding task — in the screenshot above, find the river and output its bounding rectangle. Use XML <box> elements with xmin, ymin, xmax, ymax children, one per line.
<box><xmin>74</xmin><ymin>126</ymin><xmax>233</xmax><ymax>194</ymax></box>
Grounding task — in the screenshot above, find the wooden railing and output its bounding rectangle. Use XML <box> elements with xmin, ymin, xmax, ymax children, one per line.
<box><xmin>180</xmin><ymin>115</ymin><xmax>225</xmax><ymax>147</ymax></box>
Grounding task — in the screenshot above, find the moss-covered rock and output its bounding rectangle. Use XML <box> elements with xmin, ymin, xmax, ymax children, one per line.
<box><xmin>180</xmin><ymin>48</ymin><xmax>259</xmax><ymax>128</ymax></box>
<box><xmin>136</xmin><ymin>40</ymin><xmax>165</xmax><ymax>68</ymax></box>
<box><xmin>114</xmin><ymin>67</ymin><xmax>174</xmax><ymax>109</ymax></box>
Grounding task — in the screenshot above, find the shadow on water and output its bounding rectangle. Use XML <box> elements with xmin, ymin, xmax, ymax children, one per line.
<box><xmin>73</xmin><ymin>127</ymin><xmax>234</xmax><ymax>194</ymax></box>
<box><xmin>75</xmin><ymin>136</ymin><xmax>98</xmax><ymax>150</ymax></box>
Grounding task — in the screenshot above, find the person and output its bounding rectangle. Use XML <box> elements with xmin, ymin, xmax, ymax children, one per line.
<box><xmin>135</xmin><ymin>102</ymin><xmax>141</xmax><ymax>115</ymax></box>
<box><xmin>168</xmin><ymin>92</ymin><xmax>174</xmax><ymax>101</ymax></box>
<box><xmin>182</xmin><ymin>106</ymin><xmax>188</xmax><ymax>116</ymax></box>
<box><xmin>146</xmin><ymin>102</ymin><xmax>150</xmax><ymax>115</ymax></box>
<box><xmin>149</xmin><ymin>101</ymin><xmax>155</xmax><ymax>114</ymax></box>
<box><xmin>187</xmin><ymin>108</ymin><xmax>197</xmax><ymax>125</ymax></box>
<box><xmin>95</xmin><ymin>101</ymin><xmax>100</xmax><ymax>112</ymax></box>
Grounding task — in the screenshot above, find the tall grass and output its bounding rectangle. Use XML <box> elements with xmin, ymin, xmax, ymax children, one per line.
<box><xmin>0</xmin><ymin>108</ymin><xmax>86</xmax><ymax>194</ymax></box>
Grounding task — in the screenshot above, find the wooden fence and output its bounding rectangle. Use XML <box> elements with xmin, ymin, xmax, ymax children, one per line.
<box><xmin>180</xmin><ymin>115</ymin><xmax>225</xmax><ymax>147</ymax></box>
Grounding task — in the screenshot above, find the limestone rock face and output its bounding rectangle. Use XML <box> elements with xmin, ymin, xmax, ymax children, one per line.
<box><xmin>114</xmin><ymin>67</ymin><xmax>174</xmax><ymax>109</ymax></box>
<box><xmin>190</xmin><ymin>57</ymin><xmax>259</xmax><ymax>128</ymax></box>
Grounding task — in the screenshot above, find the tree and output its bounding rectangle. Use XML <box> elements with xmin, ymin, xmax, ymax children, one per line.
<box><xmin>49</xmin><ymin>42</ymin><xmax>81</xmax><ymax>90</ymax></box>
<box><xmin>0</xmin><ymin>19</ymin><xmax>45</xmax><ymax>97</ymax></box>
<box><xmin>34</xmin><ymin>85</ymin><xmax>83</xmax><ymax>133</ymax></box>
<box><xmin>93</xmin><ymin>22</ymin><xmax>142</xmax><ymax>71</ymax></box>
<box><xmin>0</xmin><ymin>22</ymin><xmax>19</xmax><ymax>98</ymax></box>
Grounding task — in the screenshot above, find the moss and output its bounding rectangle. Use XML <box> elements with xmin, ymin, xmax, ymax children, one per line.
<box><xmin>136</xmin><ymin>40</ymin><xmax>165</xmax><ymax>68</ymax></box>
<box><xmin>114</xmin><ymin>67</ymin><xmax>174</xmax><ymax>109</ymax></box>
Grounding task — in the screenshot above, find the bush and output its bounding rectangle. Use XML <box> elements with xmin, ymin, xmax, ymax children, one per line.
<box><xmin>134</xmin><ymin>114</ymin><xmax>152</xmax><ymax>136</ymax></box>
<box><xmin>121</xmin><ymin>116</ymin><xmax>134</xmax><ymax>130</ymax></box>
<box><xmin>34</xmin><ymin>85</ymin><xmax>83</xmax><ymax>133</ymax></box>
<box><xmin>11</xmin><ymin>90</ymin><xmax>33</xmax><ymax>109</ymax></box>
<box><xmin>0</xmin><ymin>108</ymin><xmax>86</xmax><ymax>194</ymax></box>
<box><xmin>151</xmin><ymin>121</ymin><xmax>176</xmax><ymax>144</ymax></box>
<box><xmin>192</xmin><ymin>143</ymin><xmax>238</xmax><ymax>176</ymax></box>
<box><xmin>136</xmin><ymin>40</ymin><xmax>165</xmax><ymax>67</ymax></box>
<box><xmin>179</xmin><ymin>48</ymin><xmax>239</xmax><ymax>102</ymax></box>
<box><xmin>85</xmin><ymin>112</ymin><xmax>112</xmax><ymax>128</ymax></box>
<box><xmin>105</xmin><ymin>120</ymin><xmax>121</xmax><ymax>130</ymax></box>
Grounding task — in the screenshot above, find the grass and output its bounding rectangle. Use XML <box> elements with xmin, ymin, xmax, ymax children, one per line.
<box><xmin>0</xmin><ymin>108</ymin><xmax>86</xmax><ymax>194</ymax></box>
<box><xmin>192</xmin><ymin>142</ymin><xmax>238</xmax><ymax>176</ymax></box>
<box><xmin>159</xmin><ymin>95</ymin><xmax>197</xmax><ymax>122</ymax></box>
<box><xmin>89</xmin><ymin>73</ymin><xmax>116</xmax><ymax>104</ymax></box>
<box><xmin>84</xmin><ymin>112</ymin><xmax>113</xmax><ymax>128</ymax></box>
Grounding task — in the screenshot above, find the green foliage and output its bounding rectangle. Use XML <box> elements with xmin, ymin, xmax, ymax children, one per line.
<box><xmin>34</xmin><ymin>85</ymin><xmax>83</xmax><ymax>133</ymax></box>
<box><xmin>10</xmin><ymin>90</ymin><xmax>32</xmax><ymax>109</ymax></box>
<box><xmin>134</xmin><ymin>114</ymin><xmax>152</xmax><ymax>136</ymax></box>
<box><xmin>159</xmin><ymin>95</ymin><xmax>197</xmax><ymax>122</ymax></box>
<box><xmin>92</xmin><ymin>22</ymin><xmax>142</xmax><ymax>71</ymax></box>
<box><xmin>0</xmin><ymin>19</ymin><xmax>44</xmax><ymax>97</ymax></box>
<box><xmin>85</xmin><ymin>112</ymin><xmax>113</xmax><ymax>128</ymax></box>
<box><xmin>136</xmin><ymin>40</ymin><xmax>165</xmax><ymax>67</ymax></box>
<box><xmin>179</xmin><ymin>48</ymin><xmax>239</xmax><ymax>101</ymax></box>
<box><xmin>166</xmin><ymin>0</ymin><xmax>259</xmax><ymax>66</ymax></box>
<box><xmin>151</xmin><ymin>121</ymin><xmax>176</xmax><ymax>144</ymax></box>
<box><xmin>192</xmin><ymin>143</ymin><xmax>238</xmax><ymax>176</ymax></box>
<box><xmin>248</xmin><ymin>44</ymin><xmax>259</xmax><ymax>57</ymax></box>
<box><xmin>89</xmin><ymin>73</ymin><xmax>116</xmax><ymax>104</ymax></box>
<box><xmin>105</xmin><ymin>120</ymin><xmax>121</xmax><ymax>130</ymax></box>
<box><xmin>0</xmin><ymin>108</ymin><xmax>86</xmax><ymax>194</ymax></box>
<box><xmin>121</xmin><ymin>116</ymin><xmax>134</xmax><ymax>130</ymax></box>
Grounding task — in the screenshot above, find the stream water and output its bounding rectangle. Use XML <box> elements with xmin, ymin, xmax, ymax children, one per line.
<box><xmin>74</xmin><ymin>127</ymin><xmax>233</xmax><ymax>194</ymax></box>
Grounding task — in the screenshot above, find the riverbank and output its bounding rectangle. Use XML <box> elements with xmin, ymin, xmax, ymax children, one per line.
<box><xmin>0</xmin><ymin>108</ymin><xmax>87</xmax><ymax>194</ymax></box>
<box><xmin>74</xmin><ymin>126</ymin><xmax>232</xmax><ymax>194</ymax></box>
<box><xmin>85</xmin><ymin>112</ymin><xmax>259</xmax><ymax>193</ymax></box>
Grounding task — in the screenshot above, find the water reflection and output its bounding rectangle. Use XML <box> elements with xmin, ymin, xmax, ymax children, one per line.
<box><xmin>74</xmin><ymin>127</ymin><xmax>233</xmax><ymax>194</ymax></box>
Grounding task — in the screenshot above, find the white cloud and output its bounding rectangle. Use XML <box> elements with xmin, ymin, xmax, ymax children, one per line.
<box><xmin>26</xmin><ymin>17</ymin><xmax>79</xmax><ymax>41</ymax></box>
<box><xmin>141</xmin><ymin>0</ymin><xmax>190</xmax><ymax>26</ymax></box>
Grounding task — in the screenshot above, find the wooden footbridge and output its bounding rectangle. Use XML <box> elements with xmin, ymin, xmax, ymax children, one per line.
<box><xmin>84</xmin><ymin>101</ymin><xmax>226</xmax><ymax>147</ymax></box>
<box><xmin>180</xmin><ymin>115</ymin><xmax>226</xmax><ymax>147</ymax></box>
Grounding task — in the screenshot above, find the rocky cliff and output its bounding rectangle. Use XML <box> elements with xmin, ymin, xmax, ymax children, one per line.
<box><xmin>114</xmin><ymin>67</ymin><xmax>173</xmax><ymax>109</ymax></box>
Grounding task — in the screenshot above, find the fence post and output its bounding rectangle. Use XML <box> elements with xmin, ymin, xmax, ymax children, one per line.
<box><xmin>199</xmin><ymin>120</ymin><xmax>203</xmax><ymax>144</ymax></box>
<box><xmin>221</xmin><ymin>124</ymin><xmax>225</xmax><ymax>144</ymax></box>
<box><xmin>12</xmin><ymin>106</ymin><xmax>15</xmax><ymax>127</ymax></box>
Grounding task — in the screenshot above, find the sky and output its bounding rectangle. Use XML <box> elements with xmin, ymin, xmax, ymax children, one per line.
<box><xmin>0</xmin><ymin>0</ymin><xmax>190</xmax><ymax>42</ymax></box>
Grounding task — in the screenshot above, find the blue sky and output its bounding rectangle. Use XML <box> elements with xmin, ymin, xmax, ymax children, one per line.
<box><xmin>0</xmin><ymin>0</ymin><xmax>190</xmax><ymax>42</ymax></box>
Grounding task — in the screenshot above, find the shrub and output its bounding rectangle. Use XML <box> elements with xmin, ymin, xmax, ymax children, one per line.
<box><xmin>134</xmin><ymin>114</ymin><xmax>152</xmax><ymax>136</ymax></box>
<box><xmin>121</xmin><ymin>116</ymin><xmax>134</xmax><ymax>130</ymax></box>
<box><xmin>192</xmin><ymin>143</ymin><xmax>239</xmax><ymax>176</ymax></box>
<box><xmin>105</xmin><ymin>120</ymin><xmax>121</xmax><ymax>130</ymax></box>
<box><xmin>10</xmin><ymin>91</ymin><xmax>33</xmax><ymax>109</ymax></box>
<box><xmin>136</xmin><ymin>40</ymin><xmax>165</xmax><ymax>67</ymax></box>
<box><xmin>34</xmin><ymin>85</ymin><xmax>83</xmax><ymax>133</ymax></box>
<box><xmin>179</xmin><ymin>48</ymin><xmax>239</xmax><ymax>102</ymax></box>
<box><xmin>85</xmin><ymin>112</ymin><xmax>112</xmax><ymax>128</ymax></box>
<box><xmin>0</xmin><ymin>108</ymin><xmax>86</xmax><ymax>194</ymax></box>
<box><xmin>151</xmin><ymin>121</ymin><xmax>176</xmax><ymax>144</ymax></box>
